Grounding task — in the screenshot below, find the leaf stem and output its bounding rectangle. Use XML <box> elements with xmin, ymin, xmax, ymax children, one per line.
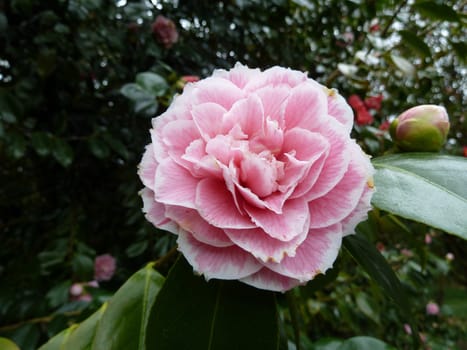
<box><xmin>286</xmin><ymin>289</ymin><xmax>301</xmax><ymax>350</ymax></box>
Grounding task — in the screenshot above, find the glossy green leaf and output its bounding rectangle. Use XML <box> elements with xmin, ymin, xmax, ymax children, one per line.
<box><xmin>52</xmin><ymin>138</ymin><xmax>74</xmax><ymax>167</ymax></box>
<box><xmin>39</xmin><ymin>264</ymin><xmax>165</xmax><ymax>350</ymax></box>
<box><xmin>0</xmin><ymin>337</ymin><xmax>21</xmax><ymax>350</ymax></box>
<box><xmin>136</xmin><ymin>72</ymin><xmax>168</xmax><ymax>97</ymax></box>
<box><xmin>450</xmin><ymin>40</ymin><xmax>467</xmax><ymax>64</ymax></box>
<box><xmin>31</xmin><ymin>132</ymin><xmax>53</xmax><ymax>156</ymax></box>
<box><xmin>337</xmin><ymin>336</ymin><xmax>395</xmax><ymax>350</ymax></box>
<box><xmin>413</xmin><ymin>2</ymin><xmax>460</xmax><ymax>22</ymax></box>
<box><xmin>146</xmin><ymin>256</ymin><xmax>279</xmax><ymax>350</ymax></box>
<box><xmin>343</xmin><ymin>234</ymin><xmax>410</xmax><ymax>313</ymax></box>
<box><xmin>399</xmin><ymin>30</ymin><xmax>431</xmax><ymax>58</ymax></box>
<box><xmin>120</xmin><ymin>83</ymin><xmax>154</xmax><ymax>101</ymax></box>
<box><xmin>372</xmin><ymin>154</ymin><xmax>467</xmax><ymax>239</ymax></box>
<box><xmin>92</xmin><ymin>263</ymin><xmax>164</xmax><ymax>350</ymax></box>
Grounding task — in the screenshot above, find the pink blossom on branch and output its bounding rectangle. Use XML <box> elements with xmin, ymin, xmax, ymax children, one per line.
<box><xmin>139</xmin><ymin>63</ymin><xmax>375</xmax><ymax>292</ymax></box>
<box><xmin>94</xmin><ymin>254</ymin><xmax>116</xmax><ymax>282</ymax></box>
<box><xmin>151</xmin><ymin>15</ymin><xmax>179</xmax><ymax>48</ymax></box>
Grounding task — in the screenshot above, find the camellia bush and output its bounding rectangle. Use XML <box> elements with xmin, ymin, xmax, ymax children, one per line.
<box><xmin>0</xmin><ymin>0</ymin><xmax>466</xmax><ymax>349</ymax></box>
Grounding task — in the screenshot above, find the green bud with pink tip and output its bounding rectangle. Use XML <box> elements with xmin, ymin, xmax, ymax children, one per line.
<box><xmin>390</xmin><ymin>105</ymin><xmax>450</xmax><ymax>152</ymax></box>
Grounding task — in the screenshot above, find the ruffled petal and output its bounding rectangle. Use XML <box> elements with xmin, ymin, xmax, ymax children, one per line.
<box><xmin>308</xmin><ymin>143</ymin><xmax>370</xmax><ymax>228</ymax></box>
<box><xmin>196</xmin><ymin>178</ymin><xmax>256</xmax><ymax>229</ymax></box>
<box><xmin>193</xmin><ymin>77</ymin><xmax>245</xmax><ymax>110</ymax></box>
<box><xmin>240</xmin><ymin>268</ymin><xmax>301</xmax><ymax>292</ymax></box>
<box><xmin>138</xmin><ymin>144</ymin><xmax>157</xmax><ymax>190</ymax></box>
<box><xmin>224</xmin><ymin>226</ymin><xmax>307</xmax><ymax>263</ymax></box>
<box><xmin>191</xmin><ymin>102</ymin><xmax>227</xmax><ymax>140</ymax></box>
<box><xmin>264</xmin><ymin>224</ymin><xmax>342</xmax><ymax>281</ymax></box>
<box><xmin>154</xmin><ymin>158</ymin><xmax>198</xmax><ymax>209</ymax></box>
<box><xmin>165</xmin><ymin>206</ymin><xmax>234</xmax><ymax>247</ymax></box>
<box><xmin>245</xmin><ymin>198</ymin><xmax>309</xmax><ymax>241</ymax></box>
<box><xmin>140</xmin><ymin>188</ymin><xmax>177</xmax><ymax>233</ymax></box>
<box><xmin>326</xmin><ymin>88</ymin><xmax>354</xmax><ymax>132</ymax></box>
<box><xmin>177</xmin><ymin>230</ymin><xmax>262</xmax><ymax>280</ymax></box>
<box><xmin>284</xmin><ymin>81</ymin><xmax>328</xmax><ymax>130</ymax></box>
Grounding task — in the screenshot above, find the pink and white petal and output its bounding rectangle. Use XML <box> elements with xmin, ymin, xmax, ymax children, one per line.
<box><xmin>245</xmin><ymin>66</ymin><xmax>308</xmax><ymax>92</ymax></box>
<box><xmin>140</xmin><ymin>188</ymin><xmax>177</xmax><ymax>233</ymax></box>
<box><xmin>308</xmin><ymin>141</ymin><xmax>373</xmax><ymax>228</ymax></box>
<box><xmin>224</xmin><ymin>226</ymin><xmax>307</xmax><ymax>263</ymax></box>
<box><xmin>193</xmin><ymin>77</ymin><xmax>245</xmax><ymax>110</ymax></box>
<box><xmin>166</xmin><ymin>206</ymin><xmax>234</xmax><ymax>247</ymax></box>
<box><xmin>303</xmin><ymin>118</ymin><xmax>351</xmax><ymax>201</ymax></box>
<box><xmin>342</xmin><ymin>181</ymin><xmax>375</xmax><ymax>236</ymax></box>
<box><xmin>308</xmin><ymin>166</ymin><xmax>365</xmax><ymax>228</ymax></box>
<box><xmin>282</xmin><ymin>128</ymin><xmax>330</xmax><ymax>162</ymax></box>
<box><xmin>161</xmin><ymin>120</ymin><xmax>200</xmax><ymax>161</ymax></box>
<box><xmin>222</xmin><ymin>93</ymin><xmax>264</xmax><ymax>136</ymax></box>
<box><xmin>177</xmin><ymin>230</ymin><xmax>262</xmax><ymax>280</ymax></box>
<box><xmin>326</xmin><ymin>89</ymin><xmax>354</xmax><ymax>132</ymax></box>
<box><xmin>196</xmin><ymin>178</ymin><xmax>256</xmax><ymax>229</ymax></box>
<box><xmin>283</xmin><ymin>82</ymin><xmax>328</xmax><ymax>130</ymax></box>
<box><xmin>289</xmin><ymin>152</ymin><xmax>327</xmax><ymax>199</ymax></box>
<box><xmin>138</xmin><ymin>144</ymin><xmax>157</xmax><ymax>190</ymax></box>
<box><xmin>265</xmin><ymin>224</ymin><xmax>342</xmax><ymax>282</ymax></box>
<box><xmin>213</xmin><ymin>63</ymin><xmax>262</xmax><ymax>89</ymax></box>
<box><xmin>240</xmin><ymin>267</ymin><xmax>302</xmax><ymax>292</ymax></box>
<box><xmin>151</xmin><ymin>128</ymin><xmax>169</xmax><ymax>163</ymax></box>
<box><xmin>182</xmin><ymin>139</ymin><xmax>222</xmax><ymax>179</ymax></box>
<box><xmin>240</xmin><ymin>153</ymin><xmax>278</xmax><ymax>198</ymax></box>
<box><xmin>245</xmin><ymin>198</ymin><xmax>309</xmax><ymax>241</ymax></box>
<box><xmin>255</xmin><ymin>85</ymin><xmax>290</xmax><ymax>127</ymax></box>
<box><xmin>191</xmin><ymin>102</ymin><xmax>227</xmax><ymax>140</ymax></box>
<box><xmin>154</xmin><ymin>158</ymin><xmax>198</xmax><ymax>209</ymax></box>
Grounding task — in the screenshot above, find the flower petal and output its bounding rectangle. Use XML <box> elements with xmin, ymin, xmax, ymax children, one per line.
<box><xmin>264</xmin><ymin>224</ymin><xmax>342</xmax><ymax>281</ymax></box>
<box><xmin>240</xmin><ymin>268</ymin><xmax>301</xmax><ymax>292</ymax></box>
<box><xmin>196</xmin><ymin>178</ymin><xmax>256</xmax><ymax>229</ymax></box>
<box><xmin>308</xmin><ymin>142</ymin><xmax>371</xmax><ymax>228</ymax></box>
<box><xmin>154</xmin><ymin>158</ymin><xmax>198</xmax><ymax>209</ymax></box>
<box><xmin>140</xmin><ymin>188</ymin><xmax>177</xmax><ymax>233</ymax></box>
<box><xmin>166</xmin><ymin>206</ymin><xmax>234</xmax><ymax>247</ymax></box>
<box><xmin>326</xmin><ymin>88</ymin><xmax>354</xmax><ymax>132</ymax></box>
<box><xmin>138</xmin><ymin>144</ymin><xmax>157</xmax><ymax>190</ymax></box>
<box><xmin>342</xmin><ymin>179</ymin><xmax>375</xmax><ymax>235</ymax></box>
<box><xmin>222</xmin><ymin>93</ymin><xmax>264</xmax><ymax>137</ymax></box>
<box><xmin>194</xmin><ymin>77</ymin><xmax>245</xmax><ymax>110</ymax></box>
<box><xmin>177</xmin><ymin>230</ymin><xmax>262</xmax><ymax>280</ymax></box>
<box><xmin>284</xmin><ymin>81</ymin><xmax>328</xmax><ymax>130</ymax></box>
<box><xmin>224</xmin><ymin>226</ymin><xmax>307</xmax><ymax>263</ymax></box>
<box><xmin>245</xmin><ymin>198</ymin><xmax>309</xmax><ymax>241</ymax></box>
<box><xmin>303</xmin><ymin>118</ymin><xmax>351</xmax><ymax>201</ymax></box>
<box><xmin>191</xmin><ymin>102</ymin><xmax>227</xmax><ymax>140</ymax></box>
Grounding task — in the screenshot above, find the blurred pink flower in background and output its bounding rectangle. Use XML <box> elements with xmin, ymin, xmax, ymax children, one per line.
<box><xmin>94</xmin><ymin>254</ymin><xmax>116</xmax><ymax>282</ymax></box>
<box><xmin>403</xmin><ymin>323</ymin><xmax>412</xmax><ymax>335</ymax></box>
<box><xmin>69</xmin><ymin>283</ymin><xmax>83</xmax><ymax>297</ymax></box>
<box><xmin>463</xmin><ymin>146</ymin><xmax>467</xmax><ymax>157</ymax></box>
<box><xmin>424</xmin><ymin>233</ymin><xmax>432</xmax><ymax>244</ymax></box>
<box><xmin>426</xmin><ymin>301</ymin><xmax>440</xmax><ymax>315</ymax></box>
<box><xmin>445</xmin><ymin>252</ymin><xmax>455</xmax><ymax>261</ymax></box>
<box><xmin>152</xmin><ymin>15</ymin><xmax>179</xmax><ymax>48</ymax></box>
<box><xmin>139</xmin><ymin>63</ymin><xmax>375</xmax><ymax>291</ymax></box>
<box><xmin>181</xmin><ymin>75</ymin><xmax>200</xmax><ymax>83</ymax></box>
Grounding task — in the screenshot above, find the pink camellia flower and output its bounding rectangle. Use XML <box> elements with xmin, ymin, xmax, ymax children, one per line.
<box><xmin>182</xmin><ymin>75</ymin><xmax>200</xmax><ymax>83</ymax></box>
<box><xmin>94</xmin><ymin>254</ymin><xmax>116</xmax><ymax>282</ymax></box>
<box><xmin>426</xmin><ymin>301</ymin><xmax>440</xmax><ymax>315</ymax></box>
<box><xmin>151</xmin><ymin>15</ymin><xmax>179</xmax><ymax>48</ymax></box>
<box><xmin>139</xmin><ymin>63</ymin><xmax>375</xmax><ymax>292</ymax></box>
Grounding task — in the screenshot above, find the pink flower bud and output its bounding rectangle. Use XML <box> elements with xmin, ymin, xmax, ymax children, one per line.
<box><xmin>445</xmin><ymin>252</ymin><xmax>455</xmax><ymax>261</ymax></box>
<box><xmin>426</xmin><ymin>301</ymin><xmax>440</xmax><ymax>315</ymax></box>
<box><xmin>69</xmin><ymin>283</ymin><xmax>83</xmax><ymax>297</ymax></box>
<box><xmin>94</xmin><ymin>254</ymin><xmax>116</xmax><ymax>282</ymax></box>
<box><xmin>151</xmin><ymin>15</ymin><xmax>179</xmax><ymax>48</ymax></box>
<box><xmin>425</xmin><ymin>233</ymin><xmax>432</xmax><ymax>244</ymax></box>
<box><xmin>403</xmin><ymin>323</ymin><xmax>412</xmax><ymax>335</ymax></box>
<box><xmin>390</xmin><ymin>105</ymin><xmax>450</xmax><ymax>152</ymax></box>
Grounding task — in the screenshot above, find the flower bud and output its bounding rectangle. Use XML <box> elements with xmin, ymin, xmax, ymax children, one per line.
<box><xmin>390</xmin><ymin>105</ymin><xmax>449</xmax><ymax>152</ymax></box>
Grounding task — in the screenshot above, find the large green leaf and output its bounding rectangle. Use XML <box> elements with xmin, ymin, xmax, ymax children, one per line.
<box><xmin>146</xmin><ymin>256</ymin><xmax>279</xmax><ymax>350</ymax></box>
<box><xmin>39</xmin><ymin>263</ymin><xmax>164</xmax><ymax>350</ymax></box>
<box><xmin>337</xmin><ymin>336</ymin><xmax>395</xmax><ymax>350</ymax></box>
<box><xmin>413</xmin><ymin>2</ymin><xmax>460</xmax><ymax>22</ymax></box>
<box><xmin>372</xmin><ymin>154</ymin><xmax>467</xmax><ymax>239</ymax></box>
<box><xmin>92</xmin><ymin>262</ymin><xmax>164</xmax><ymax>350</ymax></box>
<box><xmin>343</xmin><ymin>234</ymin><xmax>410</xmax><ymax>312</ymax></box>
<box><xmin>0</xmin><ymin>337</ymin><xmax>21</xmax><ymax>350</ymax></box>
<box><xmin>399</xmin><ymin>30</ymin><xmax>431</xmax><ymax>58</ymax></box>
